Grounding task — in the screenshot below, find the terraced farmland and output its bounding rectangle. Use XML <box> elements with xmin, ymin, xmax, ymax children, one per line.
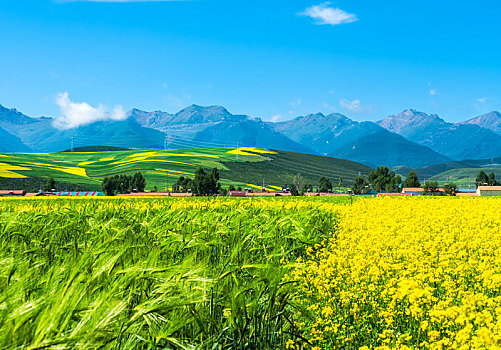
<box><xmin>0</xmin><ymin>148</ymin><xmax>371</xmax><ymax>191</ymax></box>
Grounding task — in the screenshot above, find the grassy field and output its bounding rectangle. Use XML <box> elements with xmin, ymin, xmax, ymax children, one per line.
<box><xmin>0</xmin><ymin>196</ymin><xmax>350</xmax><ymax>349</ymax></box>
<box><xmin>429</xmin><ymin>167</ymin><xmax>501</xmax><ymax>187</ymax></box>
<box><xmin>0</xmin><ymin>148</ymin><xmax>371</xmax><ymax>191</ymax></box>
<box><xmin>1</xmin><ymin>196</ymin><xmax>501</xmax><ymax>349</ymax></box>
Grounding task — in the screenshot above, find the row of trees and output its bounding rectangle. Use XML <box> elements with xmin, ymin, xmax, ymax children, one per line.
<box><xmin>351</xmin><ymin>166</ymin><xmax>403</xmax><ymax>194</ymax></box>
<box><xmin>350</xmin><ymin>168</ymin><xmax>501</xmax><ymax>195</ymax></box>
<box><xmin>98</xmin><ymin>168</ymin><xmax>500</xmax><ymax>197</ymax></box>
<box><xmin>284</xmin><ymin>174</ymin><xmax>344</xmax><ymax>195</ymax></box>
<box><xmin>476</xmin><ymin>171</ymin><xmax>500</xmax><ymax>187</ymax></box>
<box><xmin>173</xmin><ymin>167</ymin><xmax>221</xmax><ymax>196</ymax></box>
<box><xmin>102</xmin><ymin>172</ymin><xmax>146</xmax><ymax>196</ymax></box>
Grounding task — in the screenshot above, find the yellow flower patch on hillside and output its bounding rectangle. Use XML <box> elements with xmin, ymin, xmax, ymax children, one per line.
<box><xmin>226</xmin><ymin>147</ymin><xmax>277</xmax><ymax>156</ymax></box>
<box><xmin>0</xmin><ymin>163</ymin><xmax>31</xmax><ymax>178</ymax></box>
<box><xmin>112</xmin><ymin>159</ymin><xmax>196</xmax><ymax>167</ymax></box>
<box><xmin>160</xmin><ymin>152</ymin><xmax>219</xmax><ymax>158</ymax></box>
<box><xmin>78</xmin><ymin>161</ymin><xmax>96</xmax><ymax>166</ymax></box>
<box><xmin>127</xmin><ymin>151</ymin><xmax>158</xmax><ymax>158</ymax></box>
<box><xmin>23</xmin><ymin>162</ymin><xmax>87</xmax><ymax>177</ymax></box>
<box><xmin>99</xmin><ymin>157</ymin><xmax>114</xmax><ymax>161</ymax></box>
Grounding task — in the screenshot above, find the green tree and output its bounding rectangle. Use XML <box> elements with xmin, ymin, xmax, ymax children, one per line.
<box><xmin>423</xmin><ymin>180</ymin><xmax>439</xmax><ymax>193</ymax></box>
<box><xmin>488</xmin><ymin>172</ymin><xmax>500</xmax><ymax>186</ymax></box>
<box><xmin>476</xmin><ymin>171</ymin><xmax>489</xmax><ymax>187</ymax></box>
<box><xmin>302</xmin><ymin>184</ymin><xmax>313</xmax><ymax>193</ymax></box>
<box><xmin>228</xmin><ymin>185</ymin><xmax>236</xmax><ymax>192</ymax></box>
<box><xmin>42</xmin><ymin>177</ymin><xmax>56</xmax><ymax>192</ymax></box>
<box><xmin>101</xmin><ymin>176</ymin><xmax>117</xmax><ymax>196</ymax></box>
<box><xmin>403</xmin><ymin>170</ymin><xmax>420</xmax><ymax>188</ymax></box>
<box><xmin>338</xmin><ymin>177</ymin><xmax>343</xmax><ymax>193</ymax></box>
<box><xmin>174</xmin><ymin>176</ymin><xmax>193</xmax><ymax>193</ymax></box>
<box><xmin>193</xmin><ymin>167</ymin><xmax>221</xmax><ymax>195</ymax></box>
<box><xmin>394</xmin><ymin>175</ymin><xmax>403</xmax><ymax>192</ymax></box>
<box><xmin>131</xmin><ymin>172</ymin><xmax>146</xmax><ymax>192</ymax></box>
<box><xmin>443</xmin><ymin>182</ymin><xmax>458</xmax><ymax>196</ymax></box>
<box><xmin>351</xmin><ymin>176</ymin><xmax>367</xmax><ymax>195</ymax></box>
<box><xmin>284</xmin><ymin>183</ymin><xmax>299</xmax><ymax>196</ymax></box>
<box><xmin>318</xmin><ymin>176</ymin><xmax>333</xmax><ymax>192</ymax></box>
<box><xmin>368</xmin><ymin>166</ymin><xmax>396</xmax><ymax>193</ymax></box>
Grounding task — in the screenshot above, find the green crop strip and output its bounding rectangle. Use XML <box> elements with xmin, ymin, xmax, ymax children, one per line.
<box><xmin>0</xmin><ymin>197</ymin><xmax>350</xmax><ymax>349</ymax></box>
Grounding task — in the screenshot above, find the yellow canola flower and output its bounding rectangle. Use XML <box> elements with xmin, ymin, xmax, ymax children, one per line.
<box><xmin>78</xmin><ymin>161</ymin><xmax>96</xmax><ymax>166</ymax></box>
<box><xmin>288</xmin><ymin>197</ymin><xmax>501</xmax><ymax>349</ymax></box>
<box><xmin>0</xmin><ymin>162</ymin><xmax>31</xmax><ymax>178</ymax></box>
<box><xmin>226</xmin><ymin>147</ymin><xmax>277</xmax><ymax>156</ymax></box>
<box><xmin>23</xmin><ymin>162</ymin><xmax>87</xmax><ymax>177</ymax></box>
<box><xmin>99</xmin><ymin>157</ymin><xmax>115</xmax><ymax>161</ymax></box>
<box><xmin>158</xmin><ymin>152</ymin><xmax>219</xmax><ymax>159</ymax></box>
<box><xmin>127</xmin><ymin>151</ymin><xmax>158</xmax><ymax>158</ymax></box>
<box><xmin>112</xmin><ymin>159</ymin><xmax>196</xmax><ymax>167</ymax></box>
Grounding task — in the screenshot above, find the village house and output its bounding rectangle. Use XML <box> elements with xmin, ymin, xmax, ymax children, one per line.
<box><xmin>476</xmin><ymin>186</ymin><xmax>501</xmax><ymax>197</ymax></box>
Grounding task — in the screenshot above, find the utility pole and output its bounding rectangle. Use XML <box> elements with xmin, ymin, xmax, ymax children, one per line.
<box><xmin>164</xmin><ymin>134</ymin><xmax>168</xmax><ymax>149</ymax></box>
<box><xmin>262</xmin><ymin>177</ymin><xmax>265</xmax><ymax>191</ymax></box>
<box><xmin>71</xmin><ymin>135</ymin><xmax>75</xmax><ymax>152</ymax></box>
<box><xmin>236</xmin><ymin>141</ymin><xmax>239</xmax><ymax>161</ymax></box>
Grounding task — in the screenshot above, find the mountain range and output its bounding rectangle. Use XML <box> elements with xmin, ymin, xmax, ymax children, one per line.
<box><xmin>1</xmin><ymin>103</ymin><xmax>501</xmax><ymax>169</ymax></box>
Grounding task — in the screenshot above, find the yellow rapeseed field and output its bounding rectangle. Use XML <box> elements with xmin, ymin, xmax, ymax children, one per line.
<box><xmin>0</xmin><ymin>162</ymin><xmax>31</xmax><ymax>178</ymax></box>
<box><xmin>288</xmin><ymin>197</ymin><xmax>501</xmax><ymax>350</ymax></box>
<box><xmin>226</xmin><ymin>147</ymin><xmax>278</xmax><ymax>156</ymax></box>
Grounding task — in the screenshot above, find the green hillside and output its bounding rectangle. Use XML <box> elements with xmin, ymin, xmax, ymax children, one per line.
<box><xmin>0</xmin><ymin>148</ymin><xmax>371</xmax><ymax>192</ymax></box>
<box><xmin>429</xmin><ymin>167</ymin><xmax>501</xmax><ymax>188</ymax></box>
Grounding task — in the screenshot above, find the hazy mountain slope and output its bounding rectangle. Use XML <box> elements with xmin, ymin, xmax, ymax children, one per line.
<box><xmin>131</xmin><ymin>105</ymin><xmax>311</xmax><ymax>152</ymax></box>
<box><xmin>130</xmin><ymin>105</ymin><xmax>256</xmax><ymax>141</ymax></box>
<box><xmin>27</xmin><ymin>118</ymin><xmax>165</xmax><ymax>152</ymax></box>
<box><xmin>271</xmin><ymin>112</ymin><xmax>449</xmax><ymax>167</ymax></box>
<box><xmin>461</xmin><ymin>111</ymin><xmax>501</xmax><ymax>135</ymax></box>
<box><xmin>272</xmin><ymin>113</ymin><xmax>382</xmax><ymax>155</ymax></box>
<box><xmin>129</xmin><ymin>109</ymin><xmax>173</xmax><ymax>129</ymax></box>
<box><xmin>329</xmin><ymin>130</ymin><xmax>451</xmax><ymax>168</ymax></box>
<box><xmin>0</xmin><ymin>104</ymin><xmax>41</xmax><ymax>126</ymax></box>
<box><xmin>0</xmin><ymin>126</ymin><xmax>31</xmax><ymax>152</ymax></box>
<box><xmin>377</xmin><ymin>109</ymin><xmax>501</xmax><ymax>160</ymax></box>
<box><xmin>194</xmin><ymin>120</ymin><xmax>314</xmax><ymax>153</ymax></box>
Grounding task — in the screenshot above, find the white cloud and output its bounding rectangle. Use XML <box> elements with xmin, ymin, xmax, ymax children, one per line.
<box><xmin>270</xmin><ymin>114</ymin><xmax>286</xmax><ymax>122</ymax></box>
<box><xmin>299</xmin><ymin>2</ymin><xmax>358</xmax><ymax>26</ymax></box>
<box><xmin>339</xmin><ymin>98</ymin><xmax>362</xmax><ymax>113</ymax></box>
<box><xmin>53</xmin><ymin>92</ymin><xmax>126</xmax><ymax>130</ymax></box>
<box><xmin>477</xmin><ymin>97</ymin><xmax>488</xmax><ymax>104</ymax></box>
<box><xmin>429</xmin><ymin>89</ymin><xmax>437</xmax><ymax>96</ymax></box>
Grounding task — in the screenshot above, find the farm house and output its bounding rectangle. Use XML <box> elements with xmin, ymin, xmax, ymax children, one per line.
<box><xmin>476</xmin><ymin>186</ymin><xmax>501</xmax><ymax>196</ymax></box>
<box><xmin>0</xmin><ymin>190</ymin><xmax>26</xmax><ymax>197</ymax></box>
<box><xmin>48</xmin><ymin>191</ymin><xmax>106</xmax><ymax>197</ymax></box>
<box><xmin>117</xmin><ymin>192</ymin><xmax>193</xmax><ymax>197</ymax></box>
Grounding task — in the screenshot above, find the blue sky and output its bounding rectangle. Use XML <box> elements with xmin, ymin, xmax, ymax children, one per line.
<box><xmin>0</xmin><ymin>0</ymin><xmax>500</xmax><ymax>123</ymax></box>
